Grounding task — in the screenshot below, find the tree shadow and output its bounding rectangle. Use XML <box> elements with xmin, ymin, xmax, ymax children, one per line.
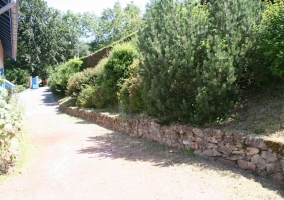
<box><xmin>77</xmin><ymin>127</ymin><xmax>284</xmax><ymax>197</ymax></box>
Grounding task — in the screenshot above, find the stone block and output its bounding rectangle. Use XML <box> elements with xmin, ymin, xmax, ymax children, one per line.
<box><xmin>203</xmin><ymin>149</ymin><xmax>221</xmax><ymax>157</ymax></box>
<box><xmin>212</xmin><ymin>129</ymin><xmax>225</xmax><ymax>139</ymax></box>
<box><xmin>236</xmin><ymin>143</ymin><xmax>244</xmax><ymax>148</ymax></box>
<box><xmin>218</xmin><ymin>146</ymin><xmax>232</xmax><ymax>156</ymax></box>
<box><xmin>232</xmin><ymin>150</ymin><xmax>245</xmax><ymax>155</ymax></box>
<box><xmin>245</xmin><ymin>147</ymin><xmax>260</xmax><ymax>156</ymax></box>
<box><xmin>251</xmin><ymin>154</ymin><xmax>267</xmax><ymax>170</ymax></box>
<box><xmin>237</xmin><ymin>160</ymin><xmax>249</xmax><ymax>170</ymax></box>
<box><xmin>226</xmin><ymin>143</ymin><xmax>238</xmax><ymax>151</ymax></box>
<box><xmin>224</xmin><ymin>136</ymin><xmax>233</xmax><ymax>143</ymax></box>
<box><xmin>192</xmin><ymin>128</ymin><xmax>203</xmax><ymax>137</ymax></box>
<box><xmin>261</xmin><ymin>151</ymin><xmax>278</xmax><ymax>163</ymax></box>
<box><xmin>245</xmin><ymin>137</ymin><xmax>267</xmax><ymax>150</ymax></box>
<box><xmin>216</xmin><ymin>158</ymin><xmax>236</xmax><ymax>166</ymax></box>
<box><xmin>207</xmin><ymin>137</ymin><xmax>218</xmax><ymax>144</ymax></box>
<box><xmin>183</xmin><ymin>140</ymin><xmax>190</xmax><ymax>145</ymax></box>
<box><xmin>227</xmin><ymin>154</ymin><xmax>244</xmax><ymax>161</ymax></box>
<box><xmin>207</xmin><ymin>143</ymin><xmax>218</xmax><ymax>149</ymax></box>
<box><xmin>192</xmin><ymin>142</ymin><xmax>198</xmax><ymax>150</ymax></box>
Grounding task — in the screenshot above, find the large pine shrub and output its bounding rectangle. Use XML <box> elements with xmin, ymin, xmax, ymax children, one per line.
<box><xmin>137</xmin><ymin>0</ymin><xmax>261</xmax><ymax>124</ymax></box>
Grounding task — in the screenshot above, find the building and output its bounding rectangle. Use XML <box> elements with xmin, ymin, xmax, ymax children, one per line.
<box><xmin>0</xmin><ymin>0</ymin><xmax>18</xmax><ymax>88</ymax></box>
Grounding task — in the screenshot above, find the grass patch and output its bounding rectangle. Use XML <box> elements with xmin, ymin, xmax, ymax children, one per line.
<box><xmin>212</xmin><ymin>89</ymin><xmax>284</xmax><ymax>138</ymax></box>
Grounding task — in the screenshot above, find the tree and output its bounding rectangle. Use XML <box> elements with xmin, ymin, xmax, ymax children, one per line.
<box><xmin>90</xmin><ymin>1</ymin><xmax>142</xmax><ymax>51</ymax></box>
<box><xmin>137</xmin><ymin>0</ymin><xmax>262</xmax><ymax>124</ymax></box>
<box><xmin>5</xmin><ymin>0</ymin><xmax>78</xmax><ymax>78</ymax></box>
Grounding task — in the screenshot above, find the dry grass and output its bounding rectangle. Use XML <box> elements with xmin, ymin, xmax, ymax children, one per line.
<box><xmin>213</xmin><ymin>89</ymin><xmax>284</xmax><ymax>140</ymax></box>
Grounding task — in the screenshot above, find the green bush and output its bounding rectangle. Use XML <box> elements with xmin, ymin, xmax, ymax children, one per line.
<box><xmin>92</xmin><ymin>85</ymin><xmax>110</xmax><ymax>108</ymax></box>
<box><xmin>76</xmin><ymin>85</ymin><xmax>97</xmax><ymax>108</ymax></box>
<box><xmin>0</xmin><ymin>88</ymin><xmax>25</xmax><ymax>172</ymax></box>
<box><xmin>101</xmin><ymin>43</ymin><xmax>137</xmax><ymax>107</ymax></box>
<box><xmin>258</xmin><ymin>0</ymin><xmax>284</xmax><ymax>77</ymax></box>
<box><xmin>5</xmin><ymin>68</ymin><xmax>29</xmax><ymax>88</ymax></box>
<box><xmin>118</xmin><ymin>59</ymin><xmax>144</xmax><ymax>113</ymax></box>
<box><xmin>66</xmin><ymin>68</ymin><xmax>97</xmax><ymax>97</ymax></box>
<box><xmin>48</xmin><ymin>58</ymin><xmax>82</xmax><ymax>95</ymax></box>
<box><xmin>137</xmin><ymin>0</ymin><xmax>261</xmax><ymax>124</ymax></box>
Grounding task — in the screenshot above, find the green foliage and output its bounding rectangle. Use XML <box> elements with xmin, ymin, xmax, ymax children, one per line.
<box><xmin>92</xmin><ymin>85</ymin><xmax>110</xmax><ymax>108</ymax></box>
<box><xmin>76</xmin><ymin>85</ymin><xmax>96</xmax><ymax>108</ymax></box>
<box><xmin>101</xmin><ymin>43</ymin><xmax>137</xmax><ymax>106</ymax></box>
<box><xmin>0</xmin><ymin>88</ymin><xmax>25</xmax><ymax>172</ymax></box>
<box><xmin>48</xmin><ymin>58</ymin><xmax>83</xmax><ymax>95</ymax></box>
<box><xmin>258</xmin><ymin>0</ymin><xmax>284</xmax><ymax>77</ymax></box>
<box><xmin>138</xmin><ymin>0</ymin><xmax>262</xmax><ymax>124</ymax></box>
<box><xmin>4</xmin><ymin>68</ymin><xmax>30</xmax><ymax>88</ymax></box>
<box><xmin>91</xmin><ymin>2</ymin><xmax>142</xmax><ymax>50</ymax></box>
<box><xmin>118</xmin><ymin>60</ymin><xmax>144</xmax><ymax>113</ymax></box>
<box><xmin>66</xmin><ymin>68</ymin><xmax>97</xmax><ymax>97</ymax></box>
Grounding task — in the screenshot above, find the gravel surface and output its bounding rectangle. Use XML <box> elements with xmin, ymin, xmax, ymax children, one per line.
<box><xmin>0</xmin><ymin>87</ymin><xmax>283</xmax><ymax>200</ymax></box>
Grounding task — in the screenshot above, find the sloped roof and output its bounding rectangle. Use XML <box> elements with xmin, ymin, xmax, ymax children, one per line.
<box><xmin>0</xmin><ymin>0</ymin><xmax>18</xmax><ymax>59</ymax></box>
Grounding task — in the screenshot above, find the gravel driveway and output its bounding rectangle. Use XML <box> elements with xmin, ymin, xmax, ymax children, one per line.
<box><xmin>0</xmin><ymin>87</ymin><xmax>283</xmax><ymax>200</ymax></box>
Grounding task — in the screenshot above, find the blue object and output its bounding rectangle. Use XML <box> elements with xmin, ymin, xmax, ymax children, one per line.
<box><xmin>32</xmin><ymin>77</ymin><xmax>39</xmax><ymax>89</ymax></box>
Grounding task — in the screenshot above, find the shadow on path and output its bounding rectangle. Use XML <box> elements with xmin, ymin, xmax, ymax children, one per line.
<box><xmin>76</xmin><ymin>119</ymin><xmax>284</xmax><ymax>197</ymax></box>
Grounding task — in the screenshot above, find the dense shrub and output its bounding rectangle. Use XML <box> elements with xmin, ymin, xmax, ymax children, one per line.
<box><xmin>66</xmin><ymin>68</ymin><xmax>97</xmax><ymax>97</ymax></box>
<box><xmin>101</xmin><ymin>43</ymin><xmax>137</xmax><ymax>107</ymax></box>
<box><xmin>258</xmin><ymin>0</ymin><xmax>284</xmax><ymax>77</ymax></box>
<box><xmin>76</xmin><ymin>85</ymin><xmax>97</xmax><ymax>108</ymax></box>
<box><xmin>118</xmin><ymin>59</ymin><xmax>144</xmax><ymax>113</ymax></box>
<box><xmin>0</xmin><ymin>88</ymin><xmax>24</xmax><ymax>172</ymax></box>
<box><xmin>48</xmin><ymin>58</ymin><xmax>82</xmax><ymax>95</ymax></box>
<box><xmin>137</xmin><ymin>0</ymin><xmax>262</xmax><ymax>124</ymax></box>
<box><xmin>5</xmin><ymin>68</ymin><xmax>30</xmax><ymax>88</ymax></box>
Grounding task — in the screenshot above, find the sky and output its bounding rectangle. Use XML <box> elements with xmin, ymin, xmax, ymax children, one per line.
<box><xmin>45</xmin><ymin>0</ymin><xmax>150</xmax><ymax>15</ymax></box>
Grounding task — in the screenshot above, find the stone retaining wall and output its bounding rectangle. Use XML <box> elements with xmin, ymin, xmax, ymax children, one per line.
<box><xmin>59</xmin><ymin>104</ymin><xmax>284</xmax><ymax>184</ymax></box>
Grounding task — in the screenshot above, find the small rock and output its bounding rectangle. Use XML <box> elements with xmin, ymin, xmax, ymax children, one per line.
<box><xmin>226</xmin><ymin>143</ymin><xmax>238</xmax><ymax>151</ymax></box>
<box><xmin>192</xmin><ymin>142</ymin><xmax>198</xmax><ymax>150</ymax></box>
<box><xmin>237</xmin><ymin>160</ymin><xmax>249</xmax><ymax>169</ymax></box>
<box><xmin>245</xmin><ymin>137</ymin><xmax>267</xmax><ymax>149</ymax></box>
<box><xmin>216</xmin><ymin>158</ymin><xmax>236</xmax><ymax>166</ymax></box>
<box><xmin>225</xmin><ymin>132</ymin><xmax>233</xmax><ymax>136</ymax></box>
<box><xmin>207</xmin><ymin>143</ymin><xmax>218</xmax><ymax>149</ymax></box>
<box><xmin>266</xmin><ymin>163</ymin><xmax>282</xmax><ymax>173</ymax></box>
<box><xmin>227</xmin><ymin>154</ymin><xmax>244</xmax><ymax>161</ymax></box>
<box><xmin>261</xmin><ymin>151</ymin><xmax>278</xmax><ymax>163</ymax></box>
<box><xmin>245</xmin><ymin>147</ymin><xmax>260</xmax><ymax>156</ymax></box>
<box><xmin>212</xmin><ymin>129</ymin><xmax>225</xmax><ymax>139</ymax></box>
<box><xmin>232</xmin><ymin>150</ymin><xmax>245</xmax><ymax>155</ymax></box>
<box><xmin>247</xmin><ymin>162</ymin><xmax>256</xmax><ymax>171</ymax></box>
<box><xmin>203</xmin><ymin>149</ymin><xmax>221</xmax><ymax>157</ymax></box>
<box><xmin>196</xmin><ymin>137</ymin><xmax>203</xmax><ymax>143</ymax></box>
<box><xmin>194</xmin><ymin>149</ymin><xmax>203</xmax><ymax>156</ymax></box>
<box><xmin>218</xmin><ymin>146</ymin><xmax>232</xmax><ymax>156</ymax></box>
<box><xmin>224</xmin><ymin>136</ymin><xmax>233</xmax><ymax>143</ymax></box>
<box><xmin>233</xmin><ymin>132</ymin><xmax>245</xmax><ymax>141</ymax></box>
<box><xmin>236</xmin><ymin>143</ymin><xmax>244</xmax><ymax>148</ymax></box>
<box><xmin>183</xmin><ymin>140</ymin><xmax>190</xmax><ymax>145</ymax></box>
<box><xmin>192</xmin><ymin>128</ymin><xmax>203</xmax><ymax>137</ymax></box>
<box><xmin>207</xmin><ymin>137</ymin><xmax>218</xmax><ymax>144</ymax></box>
<box><xmin>251</xmin><ymin>154</ymin><xmax>267</xmax><ymax>170</ymax></box>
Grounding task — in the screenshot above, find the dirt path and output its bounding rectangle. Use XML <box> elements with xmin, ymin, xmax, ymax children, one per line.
<box><xmin>0</xmin><ymin>87</ymin><xmax>283</xmax><ymax>200</ymax></box>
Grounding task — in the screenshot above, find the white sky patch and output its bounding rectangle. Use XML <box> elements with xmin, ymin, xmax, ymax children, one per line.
<box><xmin>45</xmin><ymin>0</ymin><xmax>150</xmax><ymax>14</ymax></box>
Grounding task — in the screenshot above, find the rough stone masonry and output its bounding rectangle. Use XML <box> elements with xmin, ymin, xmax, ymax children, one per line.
<box><xmin>59</xmin><ymin>104</ymin><xmax>284</xmax><ymax>184</ymax></box>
